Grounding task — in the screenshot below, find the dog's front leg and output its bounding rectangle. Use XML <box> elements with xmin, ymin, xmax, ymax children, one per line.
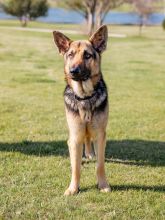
<box><xmin>95</xmin><ymin>131</ymin><xmax>111</xmax><ymax>193</ymax></box>
<box><xmin>64</xmin><ymin>138</ymin><xmax>83</xmax><ymax>196</ymax></box>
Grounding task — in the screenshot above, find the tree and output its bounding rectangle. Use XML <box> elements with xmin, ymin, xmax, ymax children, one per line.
<box><xmin>127</xmin><ymin>0</ymin><xmax>160</xmax><ymax>35</ymax></box>
<box><xmin>58</xmin><ymin>0</ymin><xmax>95</xmax><ymax>35</ymax></box>
<box><xmin>2</xmin><ymin>0</ymin><xmax>48</xmax><ymax>26</ymax></box>
<box><xmin>57</xmin><ymin>0</ymin><xmax>125</xmax><ymax>35</ymax></box>
<box><xmin>134</xmin><ymin>0</ymin><xmax>156</xmax><ymax>35</ymax></box>
<box><xmin>162</xmin><ymin>19</ymin><xmax>165</xmax><ymax>30</ymax></box>
<box><xmin>95</xmin><ymin>0</ymin><xmax>124</xmax><ymax>29</ymax></box>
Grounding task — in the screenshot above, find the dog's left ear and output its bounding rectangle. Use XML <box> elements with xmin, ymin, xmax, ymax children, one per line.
<box><xmin>53</xmin><ymin>31</ymin><xmax>72</xmax><ymax>55</ymax></box>
<box><xmin>89</xmin><ymin>25</ymin><xmax>108</xmax><ymax>53</ymax></box>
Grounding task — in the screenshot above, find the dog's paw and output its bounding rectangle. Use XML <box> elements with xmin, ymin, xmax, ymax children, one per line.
<box><xmin>64</xmin><ymin>187</ymin><xmax>79</xmax><ymax>196</ymax></box>
<box><xmin>85</xmin><ymin>152</ymin><xmax>95</xmax><ymax>160</ymax></box>
<box><xmin>98</xmin><ymin>183</ymin><xmax>111</xmax><ymax>193</ymax></box>
<box><xmin>100</xmin><ymin>186</ymin><xmax>111</xmax><ymax>193</ymax></box>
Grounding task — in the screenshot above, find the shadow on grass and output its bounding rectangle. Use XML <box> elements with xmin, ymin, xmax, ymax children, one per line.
<box><xmin>111</xmin><ymin>184</ymin><xmax>165</xmax><ymax>192</ymax></box>
<box><xmin>80</xmin><ymin>184</ymin><xmax>165</xmax><ymax>193</ymax></box>
<box><xmin>106</xmin><ymin>140</ymin><xmax>165</xmax><ymax>167</ymax></box>
<box><xmin>0</xmin><ymin>139</ymin><xmax>164</xmax><ymax>166</ymax></box>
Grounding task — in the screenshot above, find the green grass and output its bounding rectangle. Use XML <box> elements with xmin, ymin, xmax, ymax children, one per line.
<box><xmin>0</xmin><ymin>21</ymin><xmax>165</xmax><ymax>219</ymax></box>
<box><xmin>0</xmin><ymin>19</ymin><xmax>79</xmax><ymax>30</ymax></box>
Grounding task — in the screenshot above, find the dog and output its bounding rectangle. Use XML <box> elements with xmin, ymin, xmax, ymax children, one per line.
<box><xmin>53</xmin><ymin>25</ymin><xmax>110</xmax><ymax>195</ymax></box>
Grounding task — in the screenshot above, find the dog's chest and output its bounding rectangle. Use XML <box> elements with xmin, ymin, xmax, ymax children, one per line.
<box><xmin>64</xmin><ymin>79</ymin><xmax>108</xmax><ymax>122</ymax></box>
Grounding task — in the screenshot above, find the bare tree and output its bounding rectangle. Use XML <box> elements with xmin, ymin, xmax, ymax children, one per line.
<box><xmin>57</xmin><ymin>0</ymin><xmax>125</xmax><ymax>35</ymax></box>
<box><xmin>95</xmin><ymin>0</ymin><xmax>124</xmax><ymax>29</ymax></box>
<box><xmin>83</xmin><ymin>0</ymin><xmax>97</xmax><ymax>36</ymax></box>
<box><xmin>135</xmin><ymin>0</ymin><xmax>155</xmax><ymax>35</ymax></box>
<box><xmin>127</xmin><ymin>0</ymin><xmax>160</xmax><ymax>35</ymax></box>
<box><xmin>57</xmin><ymin>0</ymin><xmax>96</xmax><ymax>35</ymax></box>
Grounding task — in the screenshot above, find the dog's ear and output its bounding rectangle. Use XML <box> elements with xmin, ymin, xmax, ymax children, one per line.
<box><xmin>89</xmin><ymin>25</ymin><xmax>108</xmax><ymax>53</ymax></box>
<box><xmin>53</xmin><ymin>31</ymin><xmax>72</xmax><ymax>55</ymax></box>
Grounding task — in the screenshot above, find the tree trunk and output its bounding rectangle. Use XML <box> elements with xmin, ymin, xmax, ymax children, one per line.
<box><xmin>139</xmin><ymin>23</ymin><xmax>142</xmax><ymax>36</ymax></box>
<box><xmin>95</xmin><ymin>10</ymin><xmax>102</xmax><ymax>29</ymax></box>
<box><xmin>139</xmin><ymin>15</ymin><xmax>143</xmax><ymax>35</ymax></box>
<box><xmin>83</xmin><ymin>0</ymin><xmax>96</xmax><ymax>36</ymax></box>
<box><xmin>95</xmin><ymin>1</ymin><xmax>102</xmax><ymax>30</ymax></box>
<box><xmin>20</xmin><ymin>14</ymin><xmax>29</xmax><ymax>27</ymax></box>
<box><xmin>86</xmin><ymin>10</ymin><xmax>95</xmax><ymax>36</ymax></box>
<box><xmin>139</xmin><ymin>14</ymin><xmax>148</xmax><ymax>35</ymax></box>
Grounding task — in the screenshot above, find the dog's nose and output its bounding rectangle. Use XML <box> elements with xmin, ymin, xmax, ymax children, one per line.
<box><xmin>70</xmin><ymin>66</ymin><xmax>81</xmax><ymax>75</ymax></box>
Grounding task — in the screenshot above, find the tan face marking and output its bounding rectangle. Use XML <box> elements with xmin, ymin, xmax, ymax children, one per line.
<box><xmin>64</xmin><ymin>40</ymin><xmax>100</xmax><ymax>83</ymax></box>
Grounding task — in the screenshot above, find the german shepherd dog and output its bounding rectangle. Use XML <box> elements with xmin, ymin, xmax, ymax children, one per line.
<box><xmin>53</xmin><ymin>25</ymin><xmax>110</xmax><ymax>195</ymax></box>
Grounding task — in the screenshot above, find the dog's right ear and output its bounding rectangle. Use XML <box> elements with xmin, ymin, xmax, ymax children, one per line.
<box><xmin>89</xmin><ymin>25</ymin><xmax>108</xmax><ymax>53</ymax></box>
<box><xmin>53</xmin><ymin>31</ymin><xmax>72</xmax><ymax>55</ymax></box>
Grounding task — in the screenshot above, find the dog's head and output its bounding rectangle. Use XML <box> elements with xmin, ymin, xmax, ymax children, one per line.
<box><xmin>53</xmin><ymin>26</ymin><xmax>108</xmax><ymax>82</ymax></box>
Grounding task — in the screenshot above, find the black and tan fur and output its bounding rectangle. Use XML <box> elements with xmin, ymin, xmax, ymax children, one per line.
<box><xmin>53</xmin><ymin>25</ymin><xmax>110</xmax><ymax>195</ymax></box>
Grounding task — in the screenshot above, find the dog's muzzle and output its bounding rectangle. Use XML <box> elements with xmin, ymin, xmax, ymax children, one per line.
<box><xmin>70</xmin><ymin>66</ymin><xmax>90</xmax><ymax>81</ymax></box>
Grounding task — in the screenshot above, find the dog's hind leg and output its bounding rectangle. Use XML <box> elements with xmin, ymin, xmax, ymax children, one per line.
<box><xmin>95</xmin><ymin>131</ymin><xmax>111</xmax><ymax>193</ymax></box>
<box><xmin>85</xmin><ymin>136</ymin><xmax>94</xmax><ymax>159</ymax></box>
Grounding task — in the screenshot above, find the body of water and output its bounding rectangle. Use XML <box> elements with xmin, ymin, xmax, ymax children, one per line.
<box><xmin>0</xmin><ymin>8</ymin><xmax>164</xmax><ymax>25</ymax></box>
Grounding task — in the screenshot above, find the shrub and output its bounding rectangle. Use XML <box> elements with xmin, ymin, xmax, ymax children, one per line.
<box><xmin>2</xmin><ymin>0</ymin><xmax>48</xmax><ymax>26</ymax></box>
<box><xmin>162</xmin><ymin>19</ymin><xmax>165</xmax><ymax>30</ymax></box>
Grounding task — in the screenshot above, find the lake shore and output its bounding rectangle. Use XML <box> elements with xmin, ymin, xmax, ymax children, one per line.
<box><xmin>0</xmin><ymin>8</ymin><xmax>164</xmax><ymax>25</ymax></box>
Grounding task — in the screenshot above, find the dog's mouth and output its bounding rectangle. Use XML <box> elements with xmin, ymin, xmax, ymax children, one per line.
<box><xmin>71</xmin><ymin>73</ymin><xmax>90</xmax><ymax>82</ymax></box>
<box><xmin>72</xmin><ymin>74</ymin><xmax>90</xmax><ymax>81</ymax></box>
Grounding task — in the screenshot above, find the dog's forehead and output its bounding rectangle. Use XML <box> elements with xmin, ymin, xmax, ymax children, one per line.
<box><xmin>69</xmin><ymin>40</ymin><xmax>93</xmax><ymax>52</ymax></box>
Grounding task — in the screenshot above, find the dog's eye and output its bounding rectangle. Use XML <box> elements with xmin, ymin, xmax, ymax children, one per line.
<box><xmin>84</xmin><ymin>53</ymin><xmax>92</xmax><ymax>60</ymax></box>
<box><xmin>68</xmin><ymin>52</ymin><xmax>74</xmax><ymax>58</ymax></box>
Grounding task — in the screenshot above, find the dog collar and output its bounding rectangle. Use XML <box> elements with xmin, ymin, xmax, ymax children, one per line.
<box><xmin>75</xmin><ymin>91</ymin><xmax>97</xmax><ymax>101</ymax></box>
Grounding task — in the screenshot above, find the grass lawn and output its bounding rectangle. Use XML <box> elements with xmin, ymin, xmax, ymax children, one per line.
<box><xmin>0</xmin><ymin>20</ymin><xmax>165</xmax><ymax>219</ymax></box>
